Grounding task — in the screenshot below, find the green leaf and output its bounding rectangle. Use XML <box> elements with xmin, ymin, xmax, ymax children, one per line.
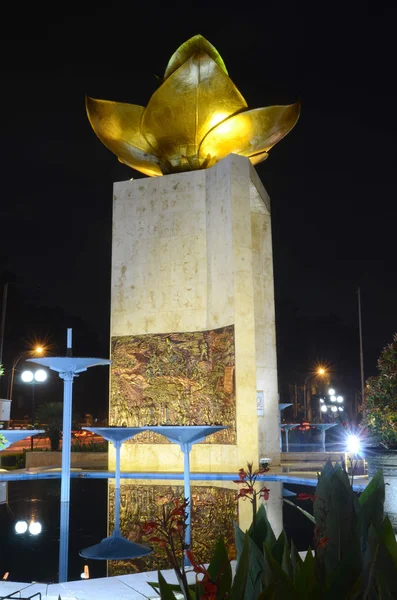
<box><xmin>290</xmin><ymin>539</ymin><xmax>303</xmax><ymax>582</ymax></box>
<box><xmin>294</xmin><ymin>548</ymin><xmax>319</xmax><ymax>599</ymax></box>
<box><xmin>207</xmin><ymin>537</ymin><xmax>232</xmax><ymax>596</ymax></box>
<box><xmin>234</xmin><ymin>523</ymin><xmax>264</xmax><ymax>599</ymax></box>
<box><xmin>283</xmin><ymin>498</ymin><xmax>315</xmax><ymax>524</ymax></box>
<box><xmin>248</xmin><ymin>504</ymin><xmax>276</xmax><ymax>552</ymax></box>
<box><xmin>270</xmin><ymin>531</ymin><xmax>292</xmax><ymax>580</ymax></box>
<box><xmin>231</xmin><ymin>531</ymin><xmax>249</xmax><ymax>600</ymax></box>
<box><xmin>262</xmin><ymin>543</ymin><xmax>297</xmax><ymax>598</ymax></box>
<box><xmin>358</xmin><ymin>469</ymin><xmax>385</xmax><ymax>535</ymax></box>
<box><xmin>377</xmin><ymin>515</ymin><xmax>397</xmax><ymax>567</ymax></box>
<box><xmin>280</xmin><ymin>533</ymin><xmax>293</xmax><ymax>580</ymax></box>
<box><xmin>149</xmin><ymin>572</ymin><xmax>177</xmax><ymax>599</ymax></box>
<box><xmin>314</xmin><ymin>462</ymin><xmax>361</xmax><ymax>579</ymax></box>
<box><xmin>149</xmin><ymin>580</ymin><xmax>195</xmax><ymax>596</ymax></box>
<box><xmin>376</xmin><ymin>571</ymin><xmax>395</xmax><ymax>600</ymax></box>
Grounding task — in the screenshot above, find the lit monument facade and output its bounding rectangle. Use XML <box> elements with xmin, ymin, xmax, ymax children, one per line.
<box><xmin>87</xmin><ymin>35</ymin><xmax>299</xmax><ymax>471</ymax></box>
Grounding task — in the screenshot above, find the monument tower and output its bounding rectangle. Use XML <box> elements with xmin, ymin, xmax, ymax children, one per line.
<box><xmin>87</xmin><ymin>35</ymin><xmax>299</xmax><ymax>471</ymax></box>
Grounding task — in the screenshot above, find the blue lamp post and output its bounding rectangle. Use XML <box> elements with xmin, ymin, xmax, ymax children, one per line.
<box><xmin>28</xmin><ymin>328</ymin><xmax>111</xmax><ymax>583</ymax></box>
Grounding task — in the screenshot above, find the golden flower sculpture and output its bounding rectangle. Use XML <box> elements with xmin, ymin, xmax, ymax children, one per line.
<box><xmin>86</xmin><ymin>35</ymin><xmax>300</xmax><ymax>177</ymax></box>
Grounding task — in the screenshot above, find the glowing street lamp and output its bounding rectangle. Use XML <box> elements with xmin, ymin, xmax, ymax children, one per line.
<box><xmin>320</xmin><ymin>387</ymin><xmax>344</xmax><ymax>421</ymax></box>
<box><xmin>28</xmin><ymin>521</ymin><xmax>42</xmax><ymax>536</ymax></box>
<box><xmin>15</xmin><ymin>521</ymin><xmax>28</xmax><ymax>534</ymax></box>
<box><xmin>8</xmin><ymin>345</ymin><xmax>45</xmax><ymax>402</ymax></box>
<box><xmin>21</xmin><ymin>369</ymin><xmax>48</xmax><ymax>450</ymax></box>
<box><xmin>303</xmin><ymin>366</ymin><xmax>327</xmax><ymax>420</ymax></box>
<box><xmin>346</xmin><ymin>434</ymin><xmax>361</xmax><ymax>455</ymax></box>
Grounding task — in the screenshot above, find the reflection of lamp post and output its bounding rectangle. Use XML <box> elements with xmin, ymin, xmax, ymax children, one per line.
<box><xmin>303</xmin><ymin>367</ymin><xmax>327</xmax><ymax>420</ymax></box>
<box><xmin>8</xmin><ymin>346</ymin><xmax>45</xmax><ymax>402</ymax></box>
<box><xmin>21</xmin><ymin>369</ymin><xmax>47</xmax><ymax>450</ymax></box>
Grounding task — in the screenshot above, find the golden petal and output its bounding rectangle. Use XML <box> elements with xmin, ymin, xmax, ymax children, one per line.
<box><xmin>86</xmin><ymin>96</ymin><xmax>163</xmax><ymax>177</ymax></box>
<box><xmin>249</xmin><ymin>151</ymin><xmax>269</xmax><ymax>166</ymax></box>
<box><xmin>199</xmin><ymin>103</ymin><xmax>300</xmax><ymax>163</ymax></box>
<box><xmin>141</xmin><ymin>54</ymin><xmax>247</xmax><ymax>167</ymax></box>
<box><xmin>164</xmin><ymin>34</ymin><xmax>228</xmax><ymax>80</ymax></box>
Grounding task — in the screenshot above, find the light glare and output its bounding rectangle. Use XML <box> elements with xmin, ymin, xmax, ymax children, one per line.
<box><xmin>331</xmin><ymin>406</ymin><xmax>337</xmax><ymax>412</ymax></box>
<box><xmin>328</xmin><ymin>388</ymin><xmax>335</xmax><ymax>396</ymax></box>
<box><xmin>347</xmin><ymin>435</ymin><xmax>361</xmax><ymax>454</ymax></box>
<box><xmin>320</xmin><ymin>405</ymin><xmax>328</xmax><ymax>412</ymax></box>
<box><xmin>337</xmin><ymin>395</ymin><xmax>343</xmax><ymax>403</ymax></box>
<box><xmin>15</xmin><ymin>521</ymin><xmax>28</xmax><ymax>534</ymax></box>
<box><xmin>34</xmin><ymin>369</ymin><xmax>47</xmax><ymax>382</ymax></box>
<box><xmin>29</xmin><ymin>521</ymin><xmax>42</xmax><ymax>535</ymax></box>
<box><xmin>330</xmin><ymin>395</ymin><xmax>336</xmax><ymax>402</ymax></box>
<box><xmin>21</xmin><ymin>371</ymin><xmax>33</xmax><ymax>383</ymax></box>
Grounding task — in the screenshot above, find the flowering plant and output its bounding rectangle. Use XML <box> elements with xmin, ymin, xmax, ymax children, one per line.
<box><xmin>234</xmin><ymin>462</ymin><xmax>270</xmax><ymax>528</ymax></box>
<box><xmin>143</xmin><ymin>462</ymin><xmax>397</xmax><ymax>599</ymax></box>
<box><xmin>142</xmin><ymin>497</ymin><xmax>191</xmax><ymax>597</ymax></box>
<box><xmin>144</xmin><ymin>495</ymin><xmax>250</xmax><ymax>599</ymax></box>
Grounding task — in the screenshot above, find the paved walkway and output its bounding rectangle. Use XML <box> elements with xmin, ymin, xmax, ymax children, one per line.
<box><xmin>0</xmin><ymin>567</ymin><xmax>201</xmax><ymax>599</ymax></box>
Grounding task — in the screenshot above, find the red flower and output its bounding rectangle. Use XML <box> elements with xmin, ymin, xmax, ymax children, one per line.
<box><xmin>297</xmin><ymin>493</ymin><xmax>317</xmax><ymax>502</ymax></box>
<box><xmin>187</xmin><ymin>551</ymin><xmax>218</xmax><ymax>599</ymax></box>
<box><xmin>203</xmin><ymin>581</ymin><xmax>218</xmax><ymax>599</ymax></box>
<box><xmin>148</xmin><ymin>536</ymin><xmax>167</xmax><ymax>547</ymax></box>
<box><xmin>237</xmin><ymin>487</ymin><xmax>253</xmax><ymax>498</ymax></box>
<box><xmin>238</xmin><ymin>468</ymin><xmax>247</xmax><ymax>480</ymax></box>
<box><xmin>186</xmin><ymin>550</ymin><xmax>210</xmax><ymax>577</ymax></box>
<box><xmin>259</xmin><ymin>486</ymin><xmax>270</xmax><ymax>501</ymax></box>
<box><xmin>316</xmin><ymin>536</ymin><xmax>330</xmax><ymax>549</ymax></box>
<box><xmin>142</xmin><ymin>520</ymin><xmax>158</xmax><ymax>534</ymax></box>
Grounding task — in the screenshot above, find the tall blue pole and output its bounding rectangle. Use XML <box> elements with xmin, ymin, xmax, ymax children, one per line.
<box><xmin>58</xmin><ymin>329</ymin><xmax>74</xmax><ymax>583</ymax></box>
<box><xmin>27</xmin><ymin>335</ymin><xmax>111</xmax><ymax>581</ymax></box>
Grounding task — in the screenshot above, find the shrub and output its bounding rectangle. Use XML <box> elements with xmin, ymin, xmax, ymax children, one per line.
<box><xmin>364</xmin><ymin>334</ymin><xmax>397</xmax><ymax>449</ymax></box>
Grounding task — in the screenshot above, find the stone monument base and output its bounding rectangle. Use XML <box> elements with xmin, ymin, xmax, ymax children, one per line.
<box><xmin>110</xmin><ymin>154</ymin><xmax>280</xmax><ymax>472</ymax></box>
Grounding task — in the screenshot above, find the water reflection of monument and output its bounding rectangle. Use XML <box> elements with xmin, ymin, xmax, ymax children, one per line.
<box><xmin>107</xmin><ymin>479</ymin><xmax>283</xmax><ymax>576</ymax></box>
<box><xmin>87</xmin><ymin>35</ymin><xmax>299</xmax><ymax>471</ymax></box>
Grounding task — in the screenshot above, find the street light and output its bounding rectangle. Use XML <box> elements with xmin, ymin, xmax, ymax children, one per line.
<box><xmin>303</xmin><ymin>366</ymin><xmax>327</xmax><ymax>420</ymax></box>
<box><xmin>8</xmin><ymin>346</ymin><xmax>45</xmax><ymax>401</ymax></box>
<box><xmin>320</xmin><ymin>387</ymin><xmax>344</xmax><ymax>421</ymax></box>
<box><xmin>21</xmin><ymin>369</ymin><xmax>48</xmax><ymax>449</ymax></box>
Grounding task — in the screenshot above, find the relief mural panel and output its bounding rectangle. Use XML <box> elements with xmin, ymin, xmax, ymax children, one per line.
<box><xmin>108</xmin><ymin>483</ymin><xmax>238</xmax><ymax>576</ymax></box>
<box><xmin>110</xmin><ymin>325</ymin><xmax>236</xmax><ymax>444</ymax></box>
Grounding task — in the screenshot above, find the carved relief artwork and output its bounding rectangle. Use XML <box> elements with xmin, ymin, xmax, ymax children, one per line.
<box><xmin>110</xmin><ymin>325</ymin><xmax>235</xmax><ymax>444</ymax></box>
<box><xmin>107</xmin><ymin>483</ymin><xmax>238</xmax><ymax>576</ymax></box>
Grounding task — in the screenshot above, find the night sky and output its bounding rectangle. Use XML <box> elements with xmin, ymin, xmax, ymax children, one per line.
<box><xmin>1</xmin><ymin>4</ymin><xmax>396</xmax><ymax>417</ymax></box>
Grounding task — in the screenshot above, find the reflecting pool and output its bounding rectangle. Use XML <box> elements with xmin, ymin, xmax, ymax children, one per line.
<box><xmin>0</xmin><ymin>478</ymin><xmax>319</xmax><ymax>583</ymax></box>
